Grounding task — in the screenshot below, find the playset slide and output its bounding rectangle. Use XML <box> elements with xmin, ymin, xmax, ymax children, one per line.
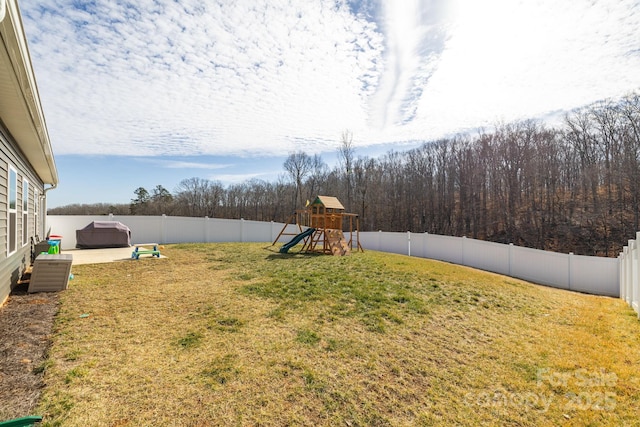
<box><xmin>279</xmin><ymin>228</ymin><xmax>315</xmax><ymax>253</ymax></box>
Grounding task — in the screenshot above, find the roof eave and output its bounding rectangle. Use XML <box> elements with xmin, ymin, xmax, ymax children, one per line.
<box><xmin>0</xmin><ymin>0</ymin><xmax>58</xmax><ymax>185</ymax></box>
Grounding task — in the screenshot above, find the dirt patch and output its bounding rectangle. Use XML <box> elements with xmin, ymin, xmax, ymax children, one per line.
<box><xmin>0</xmin><ymin>282</ymin><xmax>58</xmax><ymax>420</ymax></box>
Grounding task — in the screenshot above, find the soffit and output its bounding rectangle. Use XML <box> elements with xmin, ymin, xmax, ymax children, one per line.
<box><xmin>0</xmin><ymin>0</ymin><xmax>58</xmax><ymax>184</ymax></box>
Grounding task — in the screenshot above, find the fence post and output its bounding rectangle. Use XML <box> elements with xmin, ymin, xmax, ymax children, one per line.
<box><xmin>568</xmin><ymin>252</ymin><xmax>573</xmax><ymax>290</ymax></box>
<box><xmin>240</xmin><ymin>218</ymin><xmax>245</xmax><ymax>243</ymax></box>
<box><xmin>161</xmin><ymin>214</ymin><xmax>167</xmax><ymax>244</ymax></box>
<box><xmin>378</xmin><ymin>230</ymin><xmax>382</xmax><ymax>251</ymax></box>
<box><xmin>407</xmin><ymin>231</ymin><xmax>411</xmax><ymax>257</ymax></box>
<box><xmin>204</xmin><ymin>217</ymin><xmax>209</xmax><ymax>243</ymax></box>
<box><xmin>271</xmin><ymin>221</ymin><xmax>275</xmax><ymax>243</ymax></box>
<box><xmin>508</xmin><ymin>243</ymin><xmax>513</xmax><ymax>276</ymax></box>
<box><xmin>424</xmin><ymin>232</ymin><xmax>428</xmax><ymax>259</ymax></box>
<box><xmin>462</xmin><ymin>236</ymin><xmax>467</xmax><ymax>266</ymax></box>
<box><xmin>624</xmin><ymin>250</ymin><xmax>628</xmax><ymax>301</ymax></box>
<box><xmin>626</xmin><ymin>245</ymin><xmax>632</xmax><ymax>305</ymax></box>
<box><xmin>620</xmin><ymin>246</ymin><xmax>629</xmax><ymax>301</ymax></box>
<box><xmin>631</xmin><ymin>240</ymin><xmax>636</xmax><ymax>311</ymax></box>
<box><xmin>618</xmin><ymin>253</ymin><xmax>623</xmax><ymax>301</ymax></box>
<box><xmin>624</xmin><ymin>244</ymin><xmax>632</xmax><ymax>305</ymax></box>
<box><xmin>618</xmin><ymin>247</ymin><xmax>629</xmax><ymax>301</ymax></box>
<box><xmin>631</xmin><ymin>233</ymin><xmax>640</xmax><ymax>316</ymax></box>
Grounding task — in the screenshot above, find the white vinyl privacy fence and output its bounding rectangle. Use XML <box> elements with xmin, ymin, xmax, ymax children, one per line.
<box><xmin>359</xmin><ymin>231</ymin><xmax>619</xmax><ymax>298</ymax></box>
<box><xmin>48</xmin><ymin>215</ymin><xmax>620</xmax><ymax>299</ymax></box>
<box><xmin>47</xmin><ymin>214</ymin><xmax>290</xmax><ymax>249</ymax></box>
<box><xmin>619</xmin><ymin>232</ymin><xmax>640</xmax><ymax>316</ymax></box>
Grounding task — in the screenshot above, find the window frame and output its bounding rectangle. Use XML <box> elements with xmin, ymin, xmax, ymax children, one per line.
<box><xmin>7</xmin><ymin>165</ymin><xmax>17</xmax><ymax>255</ymax></box>
<box><xmin>34</xmin><ymin>188</ymin><xmax>39</xmax><ymax>239</ymax></box>
<box><xmin>22</xmin><ymin>178</ymin><xmax>29</xmax><ymax>247</ymax></box>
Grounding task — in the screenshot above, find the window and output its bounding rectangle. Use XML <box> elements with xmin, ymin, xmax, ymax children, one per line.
<box><xmin>22</xmin><ymin>179</ymin><xmax>29</xmax><ymax>246</ymax></box>
<box><xmin>34</xmin><ymin>189</ymin><xmax>39</xmax><ymax>239</ymax></box>
<box><xmin>8</xmin><ymin>166</ymin><xmax>16</xmax><ymax>254</ymax></box>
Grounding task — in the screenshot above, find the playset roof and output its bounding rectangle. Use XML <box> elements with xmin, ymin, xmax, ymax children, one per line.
<box><xmin>311</xmin><ymin>196</ymin><xmax>345</xmax><ymax>210</ymax></box>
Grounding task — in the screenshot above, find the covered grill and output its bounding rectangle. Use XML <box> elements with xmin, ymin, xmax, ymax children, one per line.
<box><xmin>76</xmin><ymin>221</ymin><xmax>131</xmax><ymax>248</ymax></box>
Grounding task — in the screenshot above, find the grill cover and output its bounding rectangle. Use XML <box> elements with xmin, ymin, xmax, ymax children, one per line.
<box><xmin>75</xmin><ymin>221</ymin><xmax>131</xmax><ymax>248</ymax></box>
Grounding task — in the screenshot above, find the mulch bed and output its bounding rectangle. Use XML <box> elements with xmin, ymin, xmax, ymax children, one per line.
<box><xmin>0</xmin><ymin>282</ymin><xmax>59</xmax><ymax>420</ymax></box>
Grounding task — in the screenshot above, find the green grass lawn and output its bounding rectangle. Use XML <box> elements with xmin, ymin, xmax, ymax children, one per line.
<box><xmin>38</xmin><ymin>243</ymin><xmax>640</xmax><ymax>426</ymax></box>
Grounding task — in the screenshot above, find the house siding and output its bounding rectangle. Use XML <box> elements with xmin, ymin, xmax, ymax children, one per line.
<box><xmin>0</xmin><ymin>123</ymin><xmax>46</xmax><ymax>304</ymax></box>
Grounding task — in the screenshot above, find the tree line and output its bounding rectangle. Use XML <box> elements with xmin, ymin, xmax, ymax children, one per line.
<box><xmin>49</xmin><ymin>92</ymin><xmax>640</xmax><ymax>256</ymax></box>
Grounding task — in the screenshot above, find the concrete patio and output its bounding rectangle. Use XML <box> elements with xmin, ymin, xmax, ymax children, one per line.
<box><xmin>62</xmin><ymin>245</ymin><xmax>164</xmax><ymax>265</ymax></box>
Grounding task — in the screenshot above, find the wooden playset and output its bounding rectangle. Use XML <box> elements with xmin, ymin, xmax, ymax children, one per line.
<box><xmin>273</xmin><ymin>196</ymin><xmax>363</xmax><ymax>256</ymax></box>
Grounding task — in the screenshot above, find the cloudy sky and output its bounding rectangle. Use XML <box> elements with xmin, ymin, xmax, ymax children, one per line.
<box><xmin>19</xmin><ymin>0</ymin><xmax>640</xmax><ymax>207</ymax></box>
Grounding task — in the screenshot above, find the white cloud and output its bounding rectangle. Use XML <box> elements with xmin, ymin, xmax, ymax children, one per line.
<box><xmin>416</xmin><ymin>0</ymin><xmax>640</xmax><ymax>133</ymax></box>
<box><xmin>143</xmin><ymin>159</ymin><xmax>233</xmax><ymax>170</ymax></box>
<box><xmin>24</xmin><ymin>0</ymin><xmax>387</xmax><ymax>155</ymax></box>
<box><xmin>20</xmin><ymin>0</ymin><xmax>640</xmax><ymax>159</ymax></box>
<box><xmin>210</xmin><ymin>172</ymin><xmax>274</xmax><ymax>185</ymax></box>
<box><xmin>368</xmin><ymin>0</ymin><xmax>450</xmax><ymax>129</ymax></box>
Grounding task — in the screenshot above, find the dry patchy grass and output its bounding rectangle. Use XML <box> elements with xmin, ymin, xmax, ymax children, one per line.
<box><xmin>37</xmin><ymin>243</ymin><xmax>640</xmax><ymax>426</ymax></box>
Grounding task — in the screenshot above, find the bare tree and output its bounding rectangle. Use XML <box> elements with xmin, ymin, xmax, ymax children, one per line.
<box><xmin>150</xmin><ymin>185</ymin><xmax>174</xmax><ymax>214</ymax></box>
<box><xmin>283</xmin><ymin>151</ymin><xmax>313</xmax><ymax>209</ymax></box>
<box><xmin>351</xmin><ymin>156</ymin><xmax>374</xmax><ymax>224</ymax></box>
<box><xmin>174</xmin><ymin>177</ymin><xmax>215</xmax><ymax>217</ymax></box>
<box><xmin>306</xmin><ymin>154</ymin><xmax>328</xmax><ymax>199</ymax></box>
<box><xmin>339</xmin><ymin>130</ymin><xmax>355</xmax><ymax>211</ymax></box>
